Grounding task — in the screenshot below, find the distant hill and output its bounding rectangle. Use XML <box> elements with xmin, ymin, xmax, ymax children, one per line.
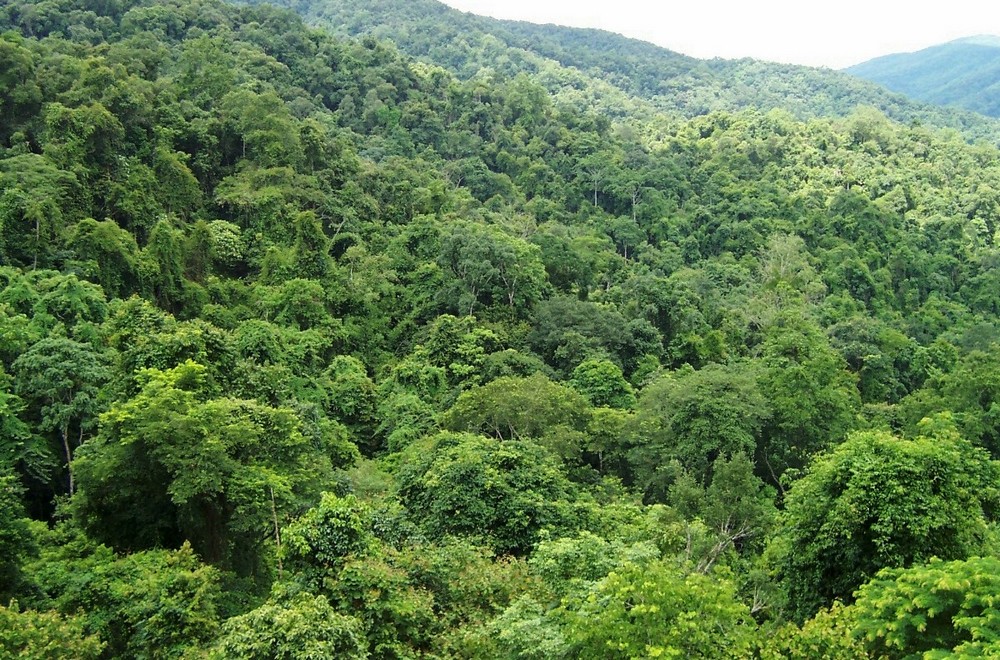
<box><xmin>235</xmin><ymin>0</ymin><xmax>1000</xmax><ymax>141</ymax></box>
<box><xmin>847</xmin><ymin>37</ymin><xmax>1000</xmax><ymax>117</ymax></box>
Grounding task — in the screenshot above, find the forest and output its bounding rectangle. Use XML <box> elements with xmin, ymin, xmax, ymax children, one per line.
<box><xmin>3</xmin><ymin>0</ymin><xmax>1000</xmax><ymax>657</ymax></box>
<box><xmin>256</xmin><ymin>0</ymin><xmax>1000</xmax><ymax>139</ymax></box>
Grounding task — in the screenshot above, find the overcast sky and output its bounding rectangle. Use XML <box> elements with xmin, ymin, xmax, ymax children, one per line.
<box><xmin>439</xmin><ymin>0</ymin><xmax>1000</xmax><ymax>69</ymax></box>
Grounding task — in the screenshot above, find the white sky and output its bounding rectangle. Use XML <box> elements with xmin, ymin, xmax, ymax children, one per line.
<box><xmin>439</xmin><ymin>0</ymin><xmax>1000</xmax><ymax>69</ymax></box>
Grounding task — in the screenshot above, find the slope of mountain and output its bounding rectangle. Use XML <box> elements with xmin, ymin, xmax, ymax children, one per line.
<box><xmin>847</xmin><ymin>37</ymin><xmax>1000</xmax><ymax>117</ymax></box>
<box><xmin>239</xmin><ymin>0</ymin><xmax>1000</xmax><ymax>140</ymax></box>
<box><xmin>6</xmin><ymin>0</ymin><xmax>1000</xmax><ymax>656</ymax></box>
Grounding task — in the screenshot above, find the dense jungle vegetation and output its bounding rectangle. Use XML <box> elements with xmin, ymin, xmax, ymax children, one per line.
<box><xmin>4</xmin><ymin>0</ymin><xmax>1000</xmax><ymax>656</ymax></box>
<box><xmin>250</xmin><ymin>0</ymin><xmax>1000</xmax><ymax>139</ymax></box>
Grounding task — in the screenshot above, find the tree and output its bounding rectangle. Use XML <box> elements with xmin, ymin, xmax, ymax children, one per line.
<box><xmin>531</xmin><ymin>225</ymin><xmax>608</xmax><ymax>295</ymax></box>
<box><xmin>900</xmin><ymin>348</ymin><xmax>1000</xmax><ymax>457</ymax></box>
<box><xmin>0</xmin><ymin>604</ymin><xmax>103</xmax><ymax>660</ymax></box>
<box><xmin>756</xmin><ymin>313</ymin><xmax>859</xmax><ymax>484</ymax></box>
<box><xmin>219</xmin><ymin>88</ymin><xmax>303</xmax><ymax>168</ymax></box>
<box><xmin>29</xmin><ymin>525</ymin><xmax>221</xmax><ymax>660</ymax></box>
<box><xmin>214</xmin><ymin>168</ymin><xmax>324</xmax><ymax>249</ymax></box>
<box><xmin>73</xmin><ymin>361</ymin><xmax>351</xmax><ymax>572</ymax></box>
<box><xmin>444</xmin><ymin>373</ymin><xmax>590</xmax><ymax>451</ymax></box>
<box><xmin>0</xmin><ymin>471</ymin><xmax>32</xmax><ymax>601</ymax></box>
<box><xmin>211</xmin><ymin>593</ymin><xmax>367</xmax><ymax>660</ymax></box>
<box><xmin>603</xmin><ymin>215</ymin><xmax>644</xmax><ymax>260</ymax></box>
<box><xmin>758</xmin><ymin>603</ymin><xmax>863</xmax><ymax>660</ymax></box>
<box><xmin>668</xmin><ymin>453</ymin><xmax>776</xmax><ymax>573</ymax></box>
<box><xmin>630</xmin><ymin>363</ymin><xmax>769</xmax><ymax>496</ymax></box>
<box><xmin>560</xmin><ymin>560</ymin><xmax>756</xmax><ymax>659</ymax></box>
<box><xmin>577</xmin><ymin>152</ymin><xmax>613</xmax><ymax>208</ymax></box>
<box><xmin>326</xmin><ymin>551</ymin><xmax>437</xmax><ymax>657</ymax></box>
<box><xmin>828</xmin><ymin>316</ymin><xmax>918</xmax><ymax>404</ymax></box>
<box><xmin>375</xmin><ymin>392</ymin><xmax>438</xmax><ymax>453</ymax></box>
<box><xmin>0</xmin><ymin>154</ymin><xmax>81</xmax><ymax>268</ymax></box>
<box><xmin>437</xmin><ymin>221</ymin><xmax>545</xmax><ymax>318</ymax></box>
<box><xmin>851</xmin><ymin>556</ymin><xmax>1000</xmax><ymax>658</ymax></box>
<box><xmin>0</xmin><ymin>365</ymin><xmax>45</xmax><ymax>484</ymax></box>
<box><xmin>418</xmin><ymin>314</ymin><xmax>502</xmax><ymax>391</ymax></box>
<box><xmin>283</xmin><ymin>493</ymin><xmax>374</xmax><ymax>580</ymax></box>
<box><xmin>529</xmin><ymin>295</ymin><xmax>660</xmax><ymax>377</ymax></box>
<box><xmin>65</xmin><ymin>218</ymin><xmax>140</xmax><ymax>298</ymax></box>
<box><xmin>13</xmin><ymin>337</ymin><xmax>108</xmax><ymax>495</ymax></box>
<box><xmin>569</xmin><ymin>358</ymin><xmax>635</xmax><ymax>409</ymax></box>
<box><xmin>31</xmin><ymin>273</ymin><xmax>108</xmax><ymax>331</ymax></box>
<box><xmin>769</xmin><ymin>424</ymin><xmax>1000</xmax><ymax>621</ymax></box>
<box><xmin>0</xmin><ymin>35</ymin><xmax>42</xmax><ymax>139</ymax></box>
<box><xmin>139</xmin><ymin>218</ymin><xmax>189</xmax><ymax>314</ymax></box>
<box><xmin>42</xmin><ymin>101</ymin><xmax>124</xmax><ymax>183</ymax></box>
<box><xmin>291</xmin><ymin>211</ymin><xmax>332</xmax><ymax>280</ymax></box>
<box><xmin>321</xmin><ymin>355</ymin><xmax>377</xmax><ymax>448</ymax></box>
<box><xmin>395</xmin><ymin>432</ymin><xmax>581</xmax><ymax>555</ymax></box>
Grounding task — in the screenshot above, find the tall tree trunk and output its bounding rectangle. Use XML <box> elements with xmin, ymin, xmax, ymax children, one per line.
<box><xmin>271</xmin><ymin>487</ymin><xmax>283</xmax><ymax>580</ymax></box>
<box><xmin>61</xmin><ymin>425</ymin><xmax>74</xmax><ymax>495</ymax></box>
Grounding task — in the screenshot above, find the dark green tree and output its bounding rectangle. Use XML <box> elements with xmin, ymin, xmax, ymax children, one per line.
<box><xmin>13</xmin><ymin>337</ymin><xmax>108</xmax><ymax>494</ymax></box>
<box><xmin>74</xmin><ymin>361</ymin><xmax>353</xmax><ymax>572</ymax></box>
<box><xmin>395</xmin><ymin>432</ymin><xmax>581</xmax><ymax>555</ymax></box>
<box><xmin>630</xmin><ymin>363</ymin><xmax>769</xmax><ymax>496</ymax></box>
<box><xmin>769</xmin><ymin>423</ymin><xmax>1000</xmax><ymax>621</ymax></box>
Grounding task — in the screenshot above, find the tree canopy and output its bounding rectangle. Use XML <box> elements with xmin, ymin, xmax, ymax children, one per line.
<box><xmin>3</xmin><ymin>0</ymin><xmax>1000</xmax><ymax>655</ymax></box>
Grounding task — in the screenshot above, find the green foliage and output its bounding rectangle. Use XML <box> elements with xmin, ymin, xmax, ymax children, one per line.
<box><xmin>327</xmin><ymin>551</ymin><xmax>438</xmax><ymax>658</ymax></box>
<box><xmin>0</xmin><ymin>154</ymin><xmax>81</xmax><ymax>268</ymax></box>
<box><xmin>758</xmin><ymin>603</ymin><xmax>864</xmax><ymax>659</ymax></box>
<box><xmin>29</xmin><ymin>525</ymin><xmax>220</xmax><ymax>659</ymax></box>
<box><xmin>211</xmin><ymin>592</ymin><xmax>367</xmax><ymax>660</ymax></box>
<box><xmin>65</xmin><ymin>218</ymin><xmax>140</xmax><ymax>298</ymax></box>
<box><xmin>74</xmin><ymin>361</ymin><xmax>350</xmax><ymax>571</ymax></box>
<box><xmin>270</xmin><ymin>0</ymin><xmax>1000</xmax><ymax>139</ymax></box>
<box><xmin>322</xmin><ymin>355</ymin><xmax>377</xmax><ymax>449</ymax></box>
<box><xmin>396</xmin><ymin>432</ymin><xmax>582</xmax><ymax>555</ymax></box>
<box><xmin>900</xmin><ymin>348</ymin><xmax>1000</xmax><ymax>456</ymax></box>
<box><xmin>0</xmin><ymin>369</ymin><xmax>41</xmax><ymax>481</ymax></box>
<box><xmin>569</xmin><ymin>358</ymin><xmax>635</xmax><ymax>409</ymax></box>
<box><xmin>529</xmin><ymin>296</ymin><xmax>659</xmax><ymax>377</ymax></box>
<box><xmin>0</xmin><ymin>603</ymin><xmax>104</xmax><ymax>660</ymax></box>
<box><xmin>13</xmin><ymin>336</ymin><xmax>109</xmax><ymax>494</ymax></box>
<box><xmin>0</xmin><ymin>471</ymin><xmax>32</xmax><ymax>600</ymax></box>
<box><xmin>631</xmin><ymin>363</ymin><xmax>769</xmax><ymax>495</ymax></box>
<box><xmin>4</xmin><ymin>0</ymin><xmax>1000</xmax><ymax>653</ymax></box>
<box><xmin>376</xmin><ymin>392</ymin><xmax>438</xmax><ymax>453</ymax></box>
<box><xmin>487</xmin><ymin>595</ymin><xmax>570</xmax><ymax>659</ymax></box>
<box><xmin>756</xmin><ymin>312</ymin><xmax>860</xmax><ymax>481</ymax></box>
<box><xmin>437</xmin><ymin>220</ymin><xmax>546</xmax><ymax>318</ymax></box>
<box><xmin>851</xmin><ymin>556</ymin><xmax>1000</xmax><ymax>658</ymax></box>
<box><xmin>418</xmin><ymin>314</ymin><xmax>503</xmax><ymax>390</ymax></box>
<box><xmin>527</xmin><ymin>531</ymin><xmax>659</xmax><ymax>602</ymax></box>
<box><xmin>560</xmin><ymin>561</ymin><xmax>757</xmax><ymax>658</ymax></box>
<box><xmin>769</xmin><ymin>426</ymin><xmax>1000</xmax><ymax>621</ymax></box>
<box><xmin>321</xmin><ymin>541</ymin><xmax>532</xmax><ymax>658</ymax></box>
<box><xmin>444</xmin><ymin>373</ymin><xmax>591</xmax><ymax>463</ymax></box>
<box><xmin>283</xmin><ymin>493</ymin><xmax>373</xmax><ymax>576</ymax></box>
<box><xmin>669</xmin><ymin>453</ymin><xmax>777</xmax><ymax>572</ymax></box>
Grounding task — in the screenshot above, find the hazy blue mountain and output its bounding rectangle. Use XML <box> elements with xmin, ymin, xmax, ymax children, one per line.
<box><xmin>847</xmin><ymin>36</ymin><xmax>1000</xmax><ymax>117</ymax></box>
<box><xmin>235</xmin><ymin>0</ymin><xmax>1000</xmax><ymax>140</ymax></box>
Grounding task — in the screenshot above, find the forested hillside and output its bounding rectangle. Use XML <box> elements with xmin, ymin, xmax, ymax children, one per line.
<box><xmin>848</xmin><ymin>36</ymin><xmax>1000</xmax><ymax>118</ymax></box>
<box><xmin>4</xmin><ymin>0</ymin><xmax>1000</xmax><ymax>656</ymax></box>
<box><xmin>242</xmin><ymin>0</ymin><xmax>1000</xmax><ymax>141</ymax></box>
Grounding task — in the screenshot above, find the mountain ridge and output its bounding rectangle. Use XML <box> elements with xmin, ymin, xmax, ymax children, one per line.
<box><xmin>847</xmin><ymin>36</ymin><xmax>1000</xmax><ymax>117</ymax></box>
<box><xmin>235</xmin><ymin>0</ymin><xmax>1000</xmax><ymax>141</ymax></box>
